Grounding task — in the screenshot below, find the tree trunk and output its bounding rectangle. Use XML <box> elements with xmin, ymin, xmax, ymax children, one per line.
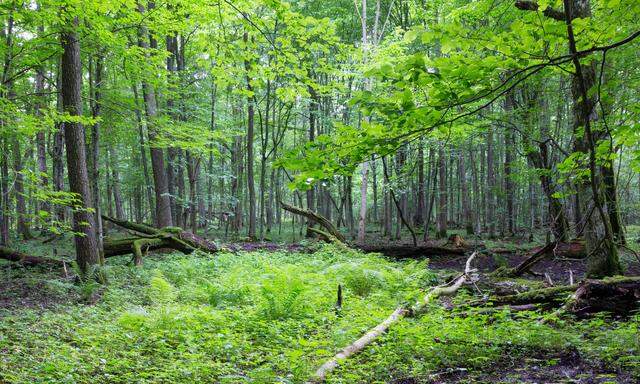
<box><xmin>458</xmin><ymin>149</ymin><xmax>473</xmax><ymax>234</ymax></box>
<box><xmin>486</xmin><ymin>128</ymin><xmax>497</xmax><ymax>238</ymax></box>
<box><xmin>137</xmin><ymin>2</ymin><xmax>172</xmax><ymax>228</ymax></box>
<box><xmin>60</xmin><ymin>18</ymin><xmax>99</xmax><ymax>274</ymax></box>
<box><xmin>562</xmin><ymin>0</ymin><xmax>621</xmax><ymax>277</ymax></box>
<box><xmin>108</xmin><ymin>146</ymin><xmax>125</xmax><ymax>220</ymax></box>
<box><xmin>280</xmin><ymin>202</ymin><xmax>346</xmax><ymax>243</ymax></box>
<box><xmin>244</xmin><ymin>31</ymin><xmax>257</xmax><ymax>240</ymax></box>
<box><xmin>0</xmin><ymin>138</ymin><xmax>9</xmax><ymax>245</ymax></box>
<box><xmin>416</xmin><ymin>139</ymin><xmax>425</xmax><ymax>226</ymax></box>
<box><xmin>504</xmin><ymin>92</ymin><xmax>516</xmax><ymax>236</ymax></box>
<box><xmin>306</xmin><ymin>86</ymin><xmax>318</xmax><ymax>237</ymax></box>
<box><xmin>89</xmin><ymin>55</ymin><xmax>104</xmax><ymax>261</ymax></box>
<box><xmin>436</xmin><ymin>147</ymin><xmax>447</xmax><ymax>238</ymax></box>
<box><xmin>12</xmin><ymin>138</ymin><xmax>33</xmax><ymax>240</ymax></box>
<box><xmin>132</xmin><ymin>83</ymin><xmax>155</xmax><ymax>224</ymax></box>
<box><xmin>0</xmin><ymin>246</ymin><xmax>63</xmax><ymax>267</ymax></box>
<box><xmin>34</xmin><ymin>60</ymin><xmax>50</xmax><ymax>222</ymax></box>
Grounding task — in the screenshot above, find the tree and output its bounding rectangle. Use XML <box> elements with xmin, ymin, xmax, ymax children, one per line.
<box><xmin>137</xmin><ymin>1</ymin><xmax>173</xmax><ymax>228</ymax></box>
<box><xmin>60</xmin><ymin>14</ymin><xmax>99</xmax><ymax>275</ymax></box>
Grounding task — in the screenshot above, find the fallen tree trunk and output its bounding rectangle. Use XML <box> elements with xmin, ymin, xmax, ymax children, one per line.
<box><xmin>102</xmin><ymin>216</ymin><xmax>218</xmax><ymax>264</ymax></box>
<box><xmin>102</xmin><ymin>215</ymin><xmax>218</xmax><ymax>253</ymax></box>
<box><xmin>485</xmin><ymin>284</ymin><xmax>577</xmax><ymax>306</ymax></box>
<box><xmin>356</xmin><ymin>244</ymin><xmax>467</xmax><ymax>258</ymax></box>
<box><xmin>0</xmin><ymin>246</ymin><xmax>63</xmax><ymax>267</ymax></box>
<box><xmin>480</xmin><ymin>276</ymin><xmax>640</xmax><ymax>308</ymax></box>
<box><xmin>280</xmin><ymin>202</ymin><xmax>346</xmax><ymax>243</ymax></box>
<box><xmin>309</xmin><ymin>252</ymin><xmax>478</xmax><ymax>383</ymax></box>
<box><xmin>103</xmin><ymin>235</ymin><xmax>193</xmax><ymax>259</ymax></box>
<box><xmin>529</xmin><ymin>240</ymin><xmax>585</xmax><ymax>259</ymax></box>
<box><xmin>494</xmin><ymin>242</ymin><xmax>557</xmax><ymax>277</ymax></box>
<box><xmin>568</xmin><ymin>276</ymin><xmax>640</xmax><ymax>317</ymax></box>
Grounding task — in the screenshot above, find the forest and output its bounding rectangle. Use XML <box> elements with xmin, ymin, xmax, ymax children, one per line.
<box><xmin>1</xmin><ymin>0</ymin><xmax>639</xmax><ymax>382</ymax></box>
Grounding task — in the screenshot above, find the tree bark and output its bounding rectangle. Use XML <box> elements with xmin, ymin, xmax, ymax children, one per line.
<box><xmin>562</xmin><ymin>0</ymin><xmax>621</xmax><ymax>277</ymax></box>
<box><xmin>436</xmin><ymin>147</ymin><xmax>447</xmax><ymax>238</ymax></box>
<box><xmin>132</xmin><ymin>83</ymin><xmax>155</xmax><ymax>223</ymax></box>
<box><xmin>504</xmin><ymin>92</ymin><xmax>516</xmax><ymax>236</ymax></box>
<box><xmin>458</xmin><ymin>149</ymin><xmax>473</xmax><ymax>234</ymax></box>
<box><xmin>12</xmin><ymin>138</ymin><xmax>33</xmax><ymax>240</ymax></box>
<box><xmin>243</xmin><ymin>31</ymin><xmax>257</xmax><ymax>240</ymax></box>
<box><xmin>137</xmin><ymin>1</ymin><xmax>172</xmax><ymax>228</ymax></box>
<box><xmin>60</xmin><ymin>17</ymin><xmax>99</xmax><ymax>274</ymax></box>
<box><xmin>89</xmin><ymin>55</ymin><xmax>104</xmax><ymax>262</ymax></box>
<box><xmin>0</xmin><ymin>138</ymin><xmax>8</xmax><ymax>245</ymax></box>
<box><xmin>486</xmin><ymin>128</ymin><xmax>497</xmax><ymax>238</ymax></box>
<box><xmin>34</xmin><ymin>55</ymin><xmax>50</xmax><ymax>221</ymax></box>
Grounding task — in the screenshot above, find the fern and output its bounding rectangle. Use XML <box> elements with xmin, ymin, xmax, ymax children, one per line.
<box><xmin>259</xmin><ymin>272</ymin><xmax>309</xmax><ymax>320</ymax></box>
<box><xmin>148</xmin><ymin>270</ymin><xmax>176</xmax><ymax>305</ymax></box>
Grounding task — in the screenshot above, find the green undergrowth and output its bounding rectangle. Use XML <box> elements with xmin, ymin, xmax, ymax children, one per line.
<box><xmin>1</xmin><ymin>244</ymin><xmax>638</xmax><ymax>383</ymax></box>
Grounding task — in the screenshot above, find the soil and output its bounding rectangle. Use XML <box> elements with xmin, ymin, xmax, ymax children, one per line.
<box><xmin>392</xmin><ymin>348</ymin><xmax>635</xmax><ymax>383</ymax></box>
<box><xmin>424</xmin><ymin>249</ymin><xmax>640</xmax><ymax>285</ymax></box>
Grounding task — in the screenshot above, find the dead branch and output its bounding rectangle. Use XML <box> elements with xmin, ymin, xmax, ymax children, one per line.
<box><xmin>494</xmin><ymin>241</ymin><xmax>557</xmax><ymax>277</ymax></box>
<box><xmin>280</xmin><ymin>202</ymin><xmax>346</xmax><ymax>243</ymax></box>
<box><xmin>309</xmin><ymin>252</ymin><xmax>478</xmax><ymax>383</ymax></box>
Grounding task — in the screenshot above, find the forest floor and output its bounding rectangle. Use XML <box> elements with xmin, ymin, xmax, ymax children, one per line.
<box><xmin>1</xmin><ymin>231</ymin><xmax>639</xmax><ymax>383</ymax></box>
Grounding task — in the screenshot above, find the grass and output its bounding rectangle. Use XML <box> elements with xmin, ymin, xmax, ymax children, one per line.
<box><xmin>0</xmin><ymin>243</ymin><xmax>639</xmax><ymax>383</ymax></box>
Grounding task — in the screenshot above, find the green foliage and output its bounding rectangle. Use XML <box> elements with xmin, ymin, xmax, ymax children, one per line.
<box><xmin>2</xmin><ymin>246</ymin><xmax>638</xmax><ymax>383</ymax></box>
<box><xmin>259</xmin><ymin>269</ymin><xmax>310</xmax><ymax>320</ymax></box>
<box><xmin>343</xmin><ymin>268</ymin><xmax>384</xmax><ymax>296</ymax></box>
<box><xmin>148</xmin><ymin>270</ymin><xmax>176</xmax><ymax>305</ymax></box>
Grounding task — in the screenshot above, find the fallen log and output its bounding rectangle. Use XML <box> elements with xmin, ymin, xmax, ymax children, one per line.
<box><xmin>0</xmin><ymin>246</ymin><xmax>63</xmax><ymax>267</ymax></box>
<box><xmin>493</xmin><ymin>242</ymin><xmax>557</xmax><ymax>277</ymax></box>
<box><xmin>531</xmin><ymin>239</ymin><xmax>585</xmax><ymax>259</ymax></box>
<box><xmin>568</xmin><ymin>276</ymin><xmax>640</xmax><ymax>317</ymax></box>
<box><xmin>102</xmin><ymin>216</ymin><xmax>218</xmax><ymax>265</ymax></box>
<box><xmin>485</xmin><ymin>284</ymin><xmax>577</xmax><ymax>306</ymax></box>
<box><xmin>309</xmin><ymin>252</ymin><xmax>478</xmax><ymax>383</ymax></box>
<box><xmin>280</xmin><ymin>202</ymin><xmax>346</xmax><ymax>243</ymax></box>
<box><xmin>480</xmin><ymin>276</ymin><xmax>640</xmax><ymax>309</ymax></box>
<box><xmin>356</xmin><ymin>244</ymin><xmax>466</xmax><ymax>258</ymax></box>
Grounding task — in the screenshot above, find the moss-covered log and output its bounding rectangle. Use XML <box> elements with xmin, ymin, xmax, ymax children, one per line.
<box><xmin>487</xmin><ymin>284</ymin><xmax>577</xmax><ymax>306</ymax></box>
<box><xmin>103</xmin><ymin>236</ymin><xmax>188</xmax><ymax>259</ymax></box>
<box><xmin>0</xmin><ymin>246</ymin><xmax>63</xmax><ymax>267</ymax></box>
<box><xmin>482</xmin><ymin>276</ymin><xmax>640</xmax><ymax>309</ymax></box>
<box><xmin>102</xmin><ymin>215</ymin><xmax>218</xmax><ymax>254</ymax></box>
<box><xmin>101</xmin><ymin>215</ymin><xmax>158</xmax><ymax>235</ymax></box>
<box><xmin>132</xmin><ymin>238</ymin><xmax>165</xmax><ymax>266</ymax></box>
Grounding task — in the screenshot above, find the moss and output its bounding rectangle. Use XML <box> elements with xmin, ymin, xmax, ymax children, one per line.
<box><xmin>491</xmin><ymin>285</ymin><xmax>576</xmax><ymax>305</ymax></box>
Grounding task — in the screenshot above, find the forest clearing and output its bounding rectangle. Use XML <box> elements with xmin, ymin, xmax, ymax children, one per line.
<box><xmin>1</xmin><ymin>0</ymin><xmax>640</xmax><ymax>383</ymax></box>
